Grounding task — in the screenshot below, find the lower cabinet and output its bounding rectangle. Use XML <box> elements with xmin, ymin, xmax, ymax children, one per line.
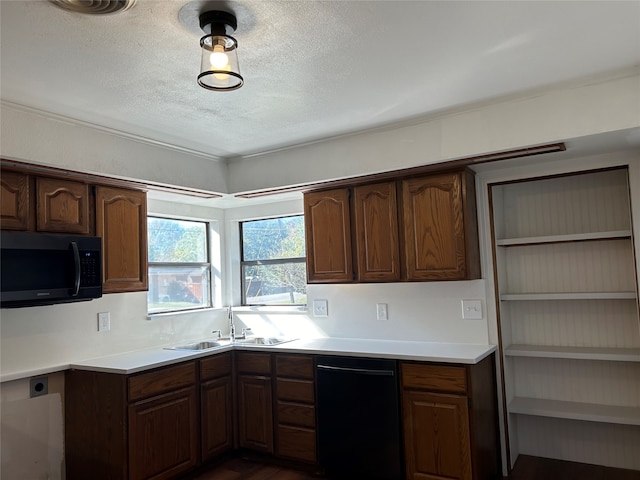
<box><xmin>65</xmin><ymin>359</ymin><xmax>222</xmax><ymax>480</ymax></box>
<box><xmin>235</xmin><ymin>351</ymin><xmax>319</xmax><ymax>463</ymax></box>
<box><xmin>236</xmin><ymin>351</ymin><xmax>274</xmax><ymax>453</ymax></box>
<box><xmin>65</xmin><ymin>351</ymin><xmax>497</xmax><ymax>480</ymax></box>
<box><xmin>200</xmin><ymin>352</ymin><xmax>233</xmax><ymax>461</ymax></box>
<box><xmin>128</xmin><ymin>386</ymin><xmax>198</xmax><ymax>480</ymax></box>
<box><xmin>274</xmin><ymin>354</ymin><xmax>317</xmax><ymax>463</ymax></box>
<box><xmin>400</xmin><ymin>354</ymin><xmax>499</xmax><ymax>480</ymax></box>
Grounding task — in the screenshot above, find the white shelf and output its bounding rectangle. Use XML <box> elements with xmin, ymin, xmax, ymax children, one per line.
<box><xmin>497</xmin><ymin>230</ymin><xmax>632</xmax><ymax>246</ymax></box>
<box><xmin>505</xmin><ymin>344</ymin><xmax>640</xmax><ymax>362</ymax></box>
<box><xmin>500</xmin><ymin>292</ymin><xmax>637</xmax><ymax>301</ymax></box>
<box><xmin>509</xmin><ymin>396</ymin><xmax>640</xmax><ymax>426</ymax></box>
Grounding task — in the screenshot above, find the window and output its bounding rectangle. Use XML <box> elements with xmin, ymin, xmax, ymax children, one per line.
<box><xmin>240</xmin><ymin>215</ymin><xmax>306</xmax><ymax>306</ymax></box>
<box><xmin>147</xmin><ymin>217</ymin><xmax>211</xmax><ymax>314</ymax></box>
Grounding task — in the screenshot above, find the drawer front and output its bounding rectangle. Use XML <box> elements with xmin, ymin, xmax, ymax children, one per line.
<box><xmin>200</xmin><ymin>352</ymin><xmax>232</xmax><ymax>381</ymax></box>
<box><xmin>276</xmin><ymin>354</ymin><xmax>314</xmax><ymax>379</ymax></box>
<box><xmin>276</xmin><ymin>378</ymin><xmax>315</xmax><ymax>403</ymax></box>
<box><xmin>236</xmin><ymin>352</ymin><xmax>272</xmax><ymax>375</ymax></box>
<box><xmin>277</xmin><ymin>401</ymin><xmax>316</xmax><ymax>428</ymax></box>
<box><xmin>128</xmin><ymin>362</ymin><xmax>196</xmax><ymax>402</ymax></box>
<box><xmin>277</xmin><ymin>425</ymin><xmax>317</xmax><ymax>463</ymax></box>
<box><xmin>401</xmin><ymin>363</ymin><xmax>467</xmax><ymax>394</ymax></box>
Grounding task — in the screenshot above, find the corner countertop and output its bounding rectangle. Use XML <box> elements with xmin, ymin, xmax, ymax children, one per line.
<box><xmin>68</xmin><ymin>337</ymin><xmax>496</xmax><ymax>376</ymax></box>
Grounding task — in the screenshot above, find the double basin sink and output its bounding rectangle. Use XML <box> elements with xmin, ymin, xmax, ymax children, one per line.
<box><xmin>166</xmin><ymin>336</ymin><xmax>296</xmax><ymax>352</ymax></box>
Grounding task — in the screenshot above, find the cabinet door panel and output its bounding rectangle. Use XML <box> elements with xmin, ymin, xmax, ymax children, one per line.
<box><xmin>276</xmin><ymin>378</ymin><xmax>314</xmax><ymax>403</ymax></box>
<box><xmin>402</xmin><ymin>173</ymin><xmax>466</xmax><ymax>280</ymax></box>
<box><xmin>277</xmin><ymin>401</ymin><xmax>316</xmax><ymax>428</ymax></box>
<box><xmin>128</xmin><ymin>386</ymin><xmax>198</xmax><ymax>480</ymax></box>
<box><xmin>36</xmin><ymin>177</ymin><xmax>90</xmax><ymax>233</ymax></box>
<box><xmin>201</xmin><ymin>376</ymin><xmax>233</xmax><ymax>461</ymax></box>
<box><xmin>276</xmin><ymin>354</ymin><xmax>314</xmax><ymax>379</ymax></box>
<box><xmin>96</xmin><ymin>186</ymin><xmax>148</xmax><ymax>293</ymax></box>
<box><xmin>129</xmin><ymin>362</ymin><xmax>196</xmax><ymax>402</ymax></box>
<box><xmin>1</xmin><ymin>171</ymin><xmax>31</xmax><ymax>230</ymax></box>
<box><xmin>354</xmin><ymin>182</ymin><xmax>400</xmax><ymax>281</ymax></box>
<box><xmin>237</xmin><ymin>375</ymin><xmax>274</xmax><ymax>453</ymax></box>
<box><xmin>277</xmin><ymin>425</ymin><xmax>317</xmax><ymax>463</ymax></box>
<box><xmin>403</xmin><ymin>390</ymin><xmax>471</xmax><ymax>480</ymax></box>
<box><xmin>304</xmin><ymin>189</ymin><xmax>353</xmax><ymax>282</ymax></box>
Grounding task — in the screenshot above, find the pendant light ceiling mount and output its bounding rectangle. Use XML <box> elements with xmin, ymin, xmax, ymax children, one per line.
<box><xmin>197</xmin><ymin>9</ymin><xmax>244</xmax><ymax>91</ymax></box>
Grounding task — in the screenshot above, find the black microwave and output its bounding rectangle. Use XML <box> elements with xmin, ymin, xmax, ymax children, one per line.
<box><xmin>1</xmin><ymin>231</ymin><xmax>102</xmax><ymax>308</ymax></box>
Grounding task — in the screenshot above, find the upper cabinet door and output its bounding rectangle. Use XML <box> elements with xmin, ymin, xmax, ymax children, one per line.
<box><xmin>402</xmin><ymin>172</ymin><xmax>477</xmax><ymax>281</ymax></box>
<box><xmin>36</xmin><ymin>177</ymin><xmax>90</xmax><ymax>234</ymax></box>
<box><xmin>96</xmin><ymin>186</ymin><xmax>148</xmax><ymax>293</ymax></box>
<box><xmin>304</xmin><ymin>189</ymin><xmax>353</xmax><ymax>283</ymax></box>
<box><xmin>353</xmin><ymin>182</ymin><xmax>401</xmax><ymax>282</ymax></box>
<box><xmin>1</xmin><ymin>170</ymin><xmax>31</xmax><ymax>230</ymax></box>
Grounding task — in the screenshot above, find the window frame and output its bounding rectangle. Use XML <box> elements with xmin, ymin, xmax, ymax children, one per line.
<box><xmin>239</xmin><ymin>214</ymin><xmax>307</xmax><ymax>307</ymax></box>
<box><xmin>147</xmin><ymin>215</ymin><xmax>213</xmax><ymax>315</ymax></box>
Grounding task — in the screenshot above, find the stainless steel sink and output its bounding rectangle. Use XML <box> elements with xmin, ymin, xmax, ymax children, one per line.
<box><xmin>234</xmin><ymin>336</ymin><xmax>296</xmax><ymax>346</ymax></box>
<box><xmin>165</xmin><ymin>339</ymin><xmax>231</xmax><ymax>351</ymax></box>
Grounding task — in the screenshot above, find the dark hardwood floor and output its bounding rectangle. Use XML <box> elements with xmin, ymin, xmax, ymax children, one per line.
<box><xmin>187</xmin><ymin>454</ymin><xmax>640</xmax><ymax>480</ymax></box>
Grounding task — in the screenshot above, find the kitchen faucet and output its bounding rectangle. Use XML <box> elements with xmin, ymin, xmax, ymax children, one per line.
<box><xmin>227</xmin><ymin>306</ymin><xmax>235</xmax><ymax>342</ymax></box>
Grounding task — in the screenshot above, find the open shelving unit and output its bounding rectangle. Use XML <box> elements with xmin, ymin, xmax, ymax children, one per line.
<box><xmin>490</xmin><ymin>168</ymin><xmax>640</xmax><ymax>471</ymax></box>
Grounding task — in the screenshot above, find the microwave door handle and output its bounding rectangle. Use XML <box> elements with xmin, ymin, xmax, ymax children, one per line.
<box><xmin>70</xmin><ymin>241</ymin><xmax>81</xmax><ymax>296</ymax></box>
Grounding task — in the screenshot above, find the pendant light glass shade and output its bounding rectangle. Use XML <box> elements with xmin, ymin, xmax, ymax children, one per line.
<box><xmin>197</xmin><ymin>11</ymin><xmax>244</xmax><ymax>91</ymax></box>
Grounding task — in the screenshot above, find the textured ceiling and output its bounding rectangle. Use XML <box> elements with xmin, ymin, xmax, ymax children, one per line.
<box><xmin>1</xmin><ymin>0</ymin><xmax>639</xmax><ymax>160</ymax></box>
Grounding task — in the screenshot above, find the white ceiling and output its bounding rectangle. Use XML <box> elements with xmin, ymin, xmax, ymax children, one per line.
<box><xmin>1</xmin><ymin>0</ymin><xmax>639</xmax><ymax>161</ymax></box>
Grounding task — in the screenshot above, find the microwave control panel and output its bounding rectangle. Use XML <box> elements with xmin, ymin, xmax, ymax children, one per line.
<box><xmin>80</xmin><ymin>251</ymin><xmax>101</xmax><ymax>287</ymax></box>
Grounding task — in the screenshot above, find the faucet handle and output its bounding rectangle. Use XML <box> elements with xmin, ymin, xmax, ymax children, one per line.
<box><xmin>211</xmin><ymin>329</ymin><xmax>222</xmax><ymax>339</ymax></box>
<box><xmin>242</xmin><ymin>327</ymin><xmax>252</xmax><ymax>337</ymax></box>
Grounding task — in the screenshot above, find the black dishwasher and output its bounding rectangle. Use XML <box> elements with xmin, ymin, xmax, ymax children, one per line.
<box><xmin>316</xmin><ymin>355</ymin><xmax>402</xmax><ymax>480</ymax></box>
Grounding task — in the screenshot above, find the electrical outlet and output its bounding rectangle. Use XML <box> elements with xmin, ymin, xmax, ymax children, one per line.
<box><xmin>98</xmin><ymin>312</ymin><xmax>111</xmax><ymax>331</ymax></box>
<box><xmin>376</xmin><ymin>303</ymin><xmax>388</xmax><ymax>320</ymax></box>
<box><xmin>30</xmin><ymin>376</ymin><xmax>48</xmax><ymax>398</ymax></box>
<box><xmin>313</xmin><ymin>299</ymin><xmax>328</xmax><ymax>317</ymax></box>
<box><xmin>461</xmin><ymin>300</ymin><xmax>483</xmax><ymax>320</ymax></box>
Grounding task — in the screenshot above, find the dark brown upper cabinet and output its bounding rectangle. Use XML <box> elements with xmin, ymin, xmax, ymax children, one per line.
<box><xmin>95</xmin><ymin>186</ymin><xmax>148</xmax><ymax>293</ymax></box>
<box><xmin>304</xmin><ymin>188</ymin><xmax>353</xmax><ymax>283</ymax></box>
<box><xmin>353</xmin><ymin>181</ymin><xmax>401</xmax><ymax>282</ymax></box>
<box><xmin>402</xmin><ymin>171</ymin><xmax>480</xmax><ymax>281</ymax></box>
<box><xmin>304</xmin><ymin>168</ymin><xmax>480</xmax><ymax>284</ymax></box>
<box><xmin>36</xmin><ymin>177</ymin><xmax>91</xmax><ymax>234</ymax></box>
<box><xmin>1</xmin><ymin>170</ymin><xmax>32</xmax><ymax>231</ymax></box>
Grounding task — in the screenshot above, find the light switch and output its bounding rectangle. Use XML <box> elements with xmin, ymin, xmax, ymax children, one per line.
<box><xmin>461</xmin><ymin>300</ymin><xmax>483</xmax><ymax>320</ymax></box>
<box><xmin>376</xmin><ymin>303</ymin><xmax>388</xmax><ymax>320</ymax></box>
<box><xmin>98</xmin><ymin>312</ymin><xmax>111</xmax><ymax>331</ymax></box>
<box><xmin>313</xmin><ymin>299</ymin><xmax>328</xmax><ymax>317</ymax></box>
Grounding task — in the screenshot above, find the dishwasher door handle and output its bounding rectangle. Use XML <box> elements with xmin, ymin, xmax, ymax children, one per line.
<box><xmin>317</xmin><ymin>364</ymin><xmax>395</xmax><ymax>376</ymax></box>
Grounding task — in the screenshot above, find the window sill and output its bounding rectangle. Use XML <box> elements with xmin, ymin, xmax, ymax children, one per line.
<box><xmin>234</xmin><ymin>305</ymin><xmax>308</xmax><ymax>314</ymax></box>
<box><xmin>146</xmin><ymin>307</ymin><xmax>221</xmax><ymax>320</ymax></box>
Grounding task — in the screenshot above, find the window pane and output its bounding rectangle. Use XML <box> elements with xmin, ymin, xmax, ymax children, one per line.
<box><xmin>242</xmin><ymin>216</ymin><xmax>305</xmax><ymax>261</ymax></box>
<box><xmin>148</xmin><ymin>265</ymin><xmax>211</xmax><ymax>313</ymax></box>
<box><xmin>148</xmin><ymin>217</ymin><xmax>207</xmax><ymax>263</ymax></box>
<box><xmin>243</xmin><ymin>262</ymin><xmax>307</xmax><ymax>305</ymax></box>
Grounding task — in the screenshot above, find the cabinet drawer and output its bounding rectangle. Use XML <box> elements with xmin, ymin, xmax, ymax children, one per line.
<box><xmin>128</xmin><ymin>362</ymin><xmax>196</xmax><ymax>401</ymax></box>
<box><xmin>200</xmin><ymin>352</ymin><xmax>232</xmax><ymax>381</ymax></box>
<box><xmin>277</xmin><ymin>425</ymin><xmax>317</xmax><ymax>463</ymax></box>
<box><xmin>236</xmin><ymin>352</ymin><xmax>272</xmax><ymax>375</ymax></box>
<box><xmin>401</xmin><ymin>363</ymin><xmax>467</xmax><ymax>394</ymax></box>
<box><xmin>276</xmin><ymin>378</ymin><xmax>314</xmax><ymax>403</ymax></box>
<box><xmin>277</xmin><ymin>401</ymin><xmax>316</xmax><ymax>428</ymax></box>
<box><xmin>276</xmin><ymin>354</ymin><xmax>314</xmax><ymax>379</ymax></box>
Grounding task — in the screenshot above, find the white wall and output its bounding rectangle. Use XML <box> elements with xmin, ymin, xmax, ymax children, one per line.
<box><xmin>228</xmin><ymin>69</ymin><xmax>640</xmax><ymax>193</ymax></box>
<box><xmin>0</xmin><ymin>102</ymin><xmax>228</xmax><ymax>194</ymax></box>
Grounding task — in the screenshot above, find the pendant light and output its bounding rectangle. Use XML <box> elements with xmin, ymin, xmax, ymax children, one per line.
<box><xmin>197</xmin><ymin>10</ymin><xmax>243</xmax><ymax>91</ymax></box>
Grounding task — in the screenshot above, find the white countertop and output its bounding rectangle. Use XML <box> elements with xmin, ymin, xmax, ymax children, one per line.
<box><xmin>67</xmin><ymin>337</ymin><xmax>496</xmax><ymax>376</ymax></box>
